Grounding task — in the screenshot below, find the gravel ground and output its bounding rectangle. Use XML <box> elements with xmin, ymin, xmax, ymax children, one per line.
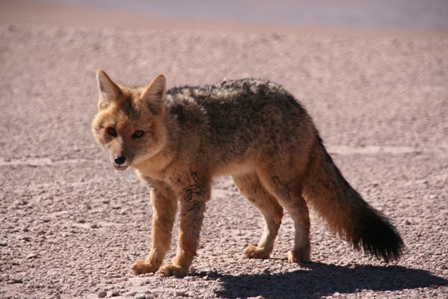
<box><xmin>0</xmin><ymin>23</ymin><xmax>447</xmax><ymax>298</ymax></box>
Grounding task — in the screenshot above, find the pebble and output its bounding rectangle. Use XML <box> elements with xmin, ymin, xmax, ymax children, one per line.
<box><xmin>0</xmin><ymin>239</ymin><xmax>7</xmax><ymax>246</ymax></box>
<box><xmin>18</xmin><ymin>235</ymin><xmax>31</xmax><ymax>241</ymax></box>
<box><xmin>134</xmin><ymin>293</ymin><xmax>146</xmax><ymax>299</ymax></box>
<box><xmin>110</xmin><ymin>290</ymin><xmax>120</xmax><ymax>296</ymax></box>
<box><xmin>9</xmin><ymin>275</ymin><xmax>23</xmax><ymax>284</ymax></box>
<box><xmin>176</xmin><ymin>291</ymin><xmax>188</xmax><ymax>297</ymax></box>
<box><xmin>13</xmin><ymin>200</ymin><xmax>28</xmax><ymax>206</ymax></box>
<box><xmin>98</xmin><ymin>291</ymin><xmax>107</xmax><ymax>298</ymax></box>
<box><xmin>27</xmin><ymin>253</ymin><xmax>38</xmax><ymax>259</ymax></box>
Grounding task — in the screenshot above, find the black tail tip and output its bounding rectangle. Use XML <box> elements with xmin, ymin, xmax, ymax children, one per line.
<box><xmin>353</xmin><ymin>216</ymin><xmax>405</xmax><ymax>263</ymax></box>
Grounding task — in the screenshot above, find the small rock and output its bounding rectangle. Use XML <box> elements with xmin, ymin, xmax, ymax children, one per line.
<box><xmin>134</xmin><ymin>293</ymin><xmax>146</xmax><ymax>299</ymax></box>
<box><xmin>405</xmin><ymin>220</ymin><xmax>411</xmax><ymax>225</ymax></box>
<box><xmin>18</xmin><ymin>235</ymin><xmax>31</xmax><ymax>242</ymax></box>
<box><xmin>98</xmin><ymin>291</ymin><xmax>107</xmax><ymax>298</ymax></box>
<box><xmin>0</xmin><ymin>239</ymin><xmax>7</xmax><ymax>246</ymax></box>
<box><xmin>111</xmin><ymin>290</ymin><xmax>120</xmax><ymax>296</ymax></box>
<box><xmin>26</xmin><ymin>253</ymin><xmax>38</xmax><ymax>259</ymax></box>
<box><xmin>90</xmin><ymin>223</ymin><xmax>99</xmax><ymax>229</ymax></box>
<box><xmin>176</xmin><ymin>291</ymin><xmax>188</xmax><ymax>297</ymax></box>
<box><xmin>9</xmin><ymin>275</ymin><xmax>23</xmax><ymax>284</ymax></box>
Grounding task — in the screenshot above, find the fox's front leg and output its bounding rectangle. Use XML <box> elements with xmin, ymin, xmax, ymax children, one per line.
<box><xmin>132</xmin><ymin>184</ymin><xmax>177</xmax><ymax>275</ymax></box>
<box><xmin>158</xmin><ymin>173</ymin><xmax>210</xmax><ymax>277</ymax></box>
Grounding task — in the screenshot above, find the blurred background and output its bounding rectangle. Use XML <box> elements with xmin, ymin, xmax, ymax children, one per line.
<box><xmin>2</xmin><ymin>0</ymin><xmax>448</xmax><ymax>36</ymax></box>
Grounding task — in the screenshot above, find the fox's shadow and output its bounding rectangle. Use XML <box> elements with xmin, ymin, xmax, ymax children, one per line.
<box><xmin>198</xmin><ymin>262</ymin><xmax>447</xmax><ymax>299</ymax></box>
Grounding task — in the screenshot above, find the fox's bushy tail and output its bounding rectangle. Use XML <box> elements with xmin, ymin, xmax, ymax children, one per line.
<box><xmin>302</xmin><ymin>137</ymin><xmax>404</xmax><ymax>262</ymax></box>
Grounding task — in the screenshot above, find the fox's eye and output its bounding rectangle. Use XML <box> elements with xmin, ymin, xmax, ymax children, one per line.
<box><xmin>107</xmin><ymin>127</ymin><xmax>117</xmax><ymax>137</ymax></box>
<box><xmin>132</xmin><ymin>130</ymin><xmax>144</xmax><ymax>139</ymax></box>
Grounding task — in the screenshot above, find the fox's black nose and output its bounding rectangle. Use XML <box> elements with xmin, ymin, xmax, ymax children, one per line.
<box><xmin>114</xmin><ymin>156</ymin><xmax>126</xmax><ymax>165</ymax></box>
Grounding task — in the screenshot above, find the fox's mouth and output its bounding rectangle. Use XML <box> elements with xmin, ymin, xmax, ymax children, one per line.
<box><xmin>113</xmin><ymin>165</ymin><xmax>129</xmax><ymax>171</ymax></box>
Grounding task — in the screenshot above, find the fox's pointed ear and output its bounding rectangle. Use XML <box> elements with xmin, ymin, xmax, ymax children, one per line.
<box><xmin>96</xmin><ymin>70</ymin><xmax>121</xmax><ymax>108</ymax></box>
<box><xmin>142</xmin><ymin>74</ymin><xmax>166</xmax><ymax>114</ymax></box>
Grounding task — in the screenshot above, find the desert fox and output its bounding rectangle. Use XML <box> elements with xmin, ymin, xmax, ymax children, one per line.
<box><xmin>92</xmin><ymin>70</ymin><xmax>404</xmax><ymax>277</ymax></box>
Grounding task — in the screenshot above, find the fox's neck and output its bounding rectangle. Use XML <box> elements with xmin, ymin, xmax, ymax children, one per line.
<box><xmin>133</xmin><ymin>148</ymin><xmax>174</xmax><ymax>182</ymax></box>
<box><xmin>132</xmin><ymin>111</ymin><xmax>179</xmax><ymax>181</ymax></box>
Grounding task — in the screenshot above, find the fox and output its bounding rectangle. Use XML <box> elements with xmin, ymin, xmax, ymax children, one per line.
<box><xmin>91</xmin><ymin>70</ymin><xmax>404</xmax><ymax>277</ymax></box>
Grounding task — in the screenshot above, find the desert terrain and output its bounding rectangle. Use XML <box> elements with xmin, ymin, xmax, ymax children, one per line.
<box><xmin>1</xmin><ymin>2</ymin><xmax>447</xmax><ymax>298</ymax></box>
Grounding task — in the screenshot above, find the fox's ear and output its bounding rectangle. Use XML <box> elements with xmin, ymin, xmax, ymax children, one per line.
<box><xmin>142</xmin><ymin>74</ymin><xmax>166</xmax><ymax>114</ymax></box>
<box><xmin>96</xmin><ymin>70</ymin><xmax>121</xmax><ymax>108</ymax></box>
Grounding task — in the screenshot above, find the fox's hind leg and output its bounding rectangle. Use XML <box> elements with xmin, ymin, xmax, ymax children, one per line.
<box><xmin>232</xmin><ymin>173</ymin><xmax>284</xmax><ymax>259</ymax></box>
<box><xmin>257</xmin><ymin>168</ymin><xmax>311</xmax><ymax>263</ymax></box>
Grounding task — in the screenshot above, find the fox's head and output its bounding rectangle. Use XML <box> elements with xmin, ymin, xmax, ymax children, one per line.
<box><xmin>92</xmin><ymin>70</ymin><xmax>168</xmax><ymax>170</ymax></box>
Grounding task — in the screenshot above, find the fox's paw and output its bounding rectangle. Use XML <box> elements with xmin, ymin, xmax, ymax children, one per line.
<box><xmin>244</xmin><ymin>245</ymin><xmax>271</xmax><ymax>259</ymax></box>
<box><xmin>287</xmin><ymin>249</ymin><xmax>310</xmax><ymax>263</ymax></box>
<box><xmin>131</xmin><ymin>259</ymin><xmax>160</xmax><ymax>275</ymax></box>
<box><xmin>158</xmin><ymin>263</ymin><xmax>188</xmax><ymax>277</ymax></box>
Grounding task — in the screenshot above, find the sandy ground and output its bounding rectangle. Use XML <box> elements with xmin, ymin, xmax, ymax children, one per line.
<box><xmin>0</xmin><ymin>19</ymin><xmax>447</xmax><ymax>299</ymax></box>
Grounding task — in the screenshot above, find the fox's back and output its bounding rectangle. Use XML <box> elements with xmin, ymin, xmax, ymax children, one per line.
<box><xmin>165</xmin><ymin>78</ymin><xmax>317</xmax><ymax>166</ymax></box>
<box><xmin>166</xmin><ymin>78</ymin><xmax>313</xmax><ymax>134</ymax></box>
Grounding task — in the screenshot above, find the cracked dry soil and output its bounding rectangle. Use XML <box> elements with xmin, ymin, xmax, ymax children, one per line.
<box><xmin>1</xmin><ymin>24</ymin><xmax>448</xmax><ymax>298</ymax></box>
